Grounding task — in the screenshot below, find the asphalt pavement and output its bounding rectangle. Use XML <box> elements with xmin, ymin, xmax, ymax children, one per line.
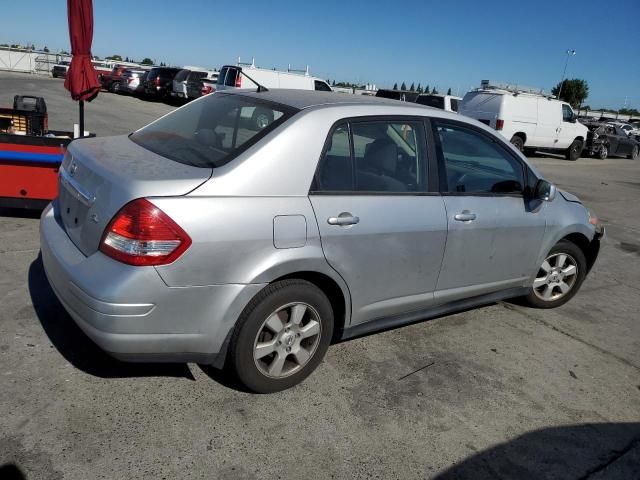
<box><xmin>1</xmin><ymin>71</ymin><xmax>639</xmax><ymax>480</ymax></box>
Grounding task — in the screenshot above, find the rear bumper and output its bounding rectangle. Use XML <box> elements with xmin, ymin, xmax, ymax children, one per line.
<box><xmin>40</xmin><ymin>202</ymin><xmax>265</xmax><ymax>364</ymax></box>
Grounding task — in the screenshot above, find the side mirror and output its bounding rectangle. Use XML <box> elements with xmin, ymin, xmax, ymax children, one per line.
<box><xmin>535</xmin><ymin>179</ymin><xmax>556</xmax><ymax>202</ymax></box>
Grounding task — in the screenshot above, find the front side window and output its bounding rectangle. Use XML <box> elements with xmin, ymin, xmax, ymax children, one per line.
<box><xmin>131</xmin><ymin>94</ymin><xmax>295</xmax><ymax>168</ymax></box>
<box><xmin>436</xmin><ymin>122</ymin><xmax>524</xmax><ymax>194</ymax></box>
<box><xmin>562</xmin><ymin>104</ymin><xmax>574</xmax><ymax>122</ymax></box>
<box><xmin>314</xmin><ymin>119</ymin><xmax>427</xmax><ymax>193</ymax></box>
<box><xmin>314</xmin><ymin>80</ymin><xmax>332</xmax><ymax>92</ymax></box>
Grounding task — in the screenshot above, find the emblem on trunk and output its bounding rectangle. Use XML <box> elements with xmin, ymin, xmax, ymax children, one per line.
<box><xmin>69</xmin><ymin>160</ymin><xmax>78</xmax><ymax>177</ymax></box>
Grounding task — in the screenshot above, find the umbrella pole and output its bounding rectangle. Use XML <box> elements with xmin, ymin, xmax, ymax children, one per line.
<box><xmin>79</xmin><ymin>100</ymin><xmax>84</xmax><ymax>138</ymax></box>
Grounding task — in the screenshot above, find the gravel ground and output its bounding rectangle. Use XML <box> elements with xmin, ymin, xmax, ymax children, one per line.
<box><xmin>1</xmin><ymin>71</ymin><xmax>639</xmax><ymax>480</ymax></box>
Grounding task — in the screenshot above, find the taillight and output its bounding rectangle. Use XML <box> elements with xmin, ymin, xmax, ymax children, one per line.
<box><xmin>202</xmin><ymin>85</ymin><xmax>212</xmax><ymax>95</ymax></box>
<box><xmin>495</xmin><ymin>119</ymin><xmax>504</xmax><ymax>131</ymax></box>
<box><xmin>99</xmin><ymin>198</ymin><xmax>191</xmax><ymax>266</ymax></box>
<box><xmin>234</xmin><ymin>71</ymin><xmax>242</xmax><ymax>88</ymax></box>
<box><xmin>155</xmin><ymin>76</ymin><xmax>160</xmax><ymax>86</ymax></box>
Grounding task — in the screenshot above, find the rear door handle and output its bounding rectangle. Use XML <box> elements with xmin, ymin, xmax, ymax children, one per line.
<box><xmin>454</xmin><ymin>211</ymin><xmax>476</xmax><ymax>222</ymax></box>
<box><xmin>328</xmin><ymin>213</ymin><xmax>360</xmax><ymax>226</ymax></box>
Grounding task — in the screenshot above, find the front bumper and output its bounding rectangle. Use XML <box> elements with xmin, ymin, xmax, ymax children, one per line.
<box><xmin>40</xmin><ymin>202</ymin><xmax>265</xmax><ymax>363</ymax></box>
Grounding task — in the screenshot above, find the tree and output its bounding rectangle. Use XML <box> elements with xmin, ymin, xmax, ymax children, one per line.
<box><xmin>431</xmin><ymin>86</ymin><xmax>438</xmax><ymax>94</ymax></box>
<box><xmin>107</xmin><ymin>54</ymin><xmax>122</xmax><ymax>61</ymax></box>
<box><xmin>140</xmin><ymin>58</ymin><xmax>153</xmax><ymax>65</ymax></box>
<box><xmin>125</xmin><ymin>56</ymin><xmax>130</xmax><ymax>62</ymax></box>
<box><xmin>393</xmin><ymin>83</ymin><xmax>398</xmax><ymax>90</ymax></box>
<box><xmin>424</xmin><ymin>85</ymin><xmax>430</xmax><ymax>94</ymax></box>
<box><xmin>60</xmin><ymin>50</ymin><xmax>69</xmax><ymax>55</ymax></box>
<box><xmin>400</xmin><ymin>81</ymin><xmax>407</xmax><ymax>90</ymax></box>
<box><xmin>409</xmin><ymin>82</ymin><xmax>415</xmax><ymax>92</ymax></box>
<box><xmin>447</xmin><ymin>87</ymin><xmax>452</xmax><ymax>95</ymax></box>
<box><xmin>551</xmin><ymin>78</ymin><xmax>589</xmax><ymax>108</ymax></box>
<box><xmin>43</xmin><ymin>46</ymin><xmax>50</xmax><ymax>53</ymax></box>
<box><xmin>416</xmin><ymin>83</ymin><xmax>422</xmax><ymax>94</ymax></box>
<box><xmin>332</xmin><ymin>80</ymin><xmax>336</xmax><ymax>86</ymax></box>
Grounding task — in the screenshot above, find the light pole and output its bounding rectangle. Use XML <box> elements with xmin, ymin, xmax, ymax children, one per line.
<box><xmin>557</xmin><ymin>49</ymin><xmax>576</xmax><ymax>100</ymax></box>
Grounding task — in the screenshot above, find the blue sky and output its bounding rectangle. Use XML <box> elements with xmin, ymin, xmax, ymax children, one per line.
<box><xmin>2</xmin><ymin>0</ymin><xmax>639</xmax><ymax>109</ymax></box>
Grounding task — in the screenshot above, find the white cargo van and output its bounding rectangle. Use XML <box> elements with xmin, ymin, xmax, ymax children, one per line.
<box><xmin>460</xmin><ymin>81</ymin><xmax>588</xmax><ymax>160</ymax></box>
<box><xmin>215</xmin><ymin>61</ymin><xmax>332</xmax><ymax>92</ymax></box>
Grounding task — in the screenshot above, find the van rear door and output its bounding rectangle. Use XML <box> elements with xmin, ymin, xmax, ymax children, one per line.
<box><xmin>459</xmin><ymin>92</ymin><xmax>502</xmax><ymax>128</ymax></box>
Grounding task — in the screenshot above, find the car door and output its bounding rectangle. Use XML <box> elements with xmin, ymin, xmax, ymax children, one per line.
<box><xmin>614</xmin><ymin>127</ymin><xmax>632</xmax><ymax>155</ymax></box>
<box><xmin>309</xmin><ymin>118</ymin><xmax>448</xmax><ymax>325</ymax></box>
<box><xmin>432</xmin><ymin>119</ymin><xmax>546</xmax><ymax>303</ymax></box>
<box><xmin>535</xmin><ymin>99</ymin><xmax>562</xmax><ymax>148</ymax></box>
<box><xmin>556</xmin><ymin>104</ymin><xmax>577</xmax><ymax>149</ymax></box>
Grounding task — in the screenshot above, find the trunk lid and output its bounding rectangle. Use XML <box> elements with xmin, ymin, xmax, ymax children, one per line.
<box><xmin>58</xmin><ymin>135</ymin><xmax>211</xmax><ymax>256</ymax></box>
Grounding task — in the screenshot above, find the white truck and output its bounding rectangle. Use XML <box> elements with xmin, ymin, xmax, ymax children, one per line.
<box><xmin>215</xmin><ymin>59</ymin><xmax>332</xmax><ymax>92</ymax></box>
<box><xmin>460</xmin><ymin>80</ymin><xmax>588</xmax><ymax>160</ymax></box>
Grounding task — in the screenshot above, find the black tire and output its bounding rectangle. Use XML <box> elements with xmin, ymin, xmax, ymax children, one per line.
<box><xmin>110</xmin><ymin>81</ymin><xmax>120</xmax><ymax>93</ymax></box>
<box><xmin>565</xmin><ymin>139</ymin><xmax>583</xmax><ymax>161</ymax></box>
<box><xmin>251</xmin><ymin>108</ymin><xmax>274</xmax><ymax>130</ymax></box>
<box><xmin>229</xmin><ymin>280</ymin><xmax>334</xmax><ymax>393</ymax></box>
<box><xmin>598</xmin><ymin>144</ymin><xmax>608</xmax><ymax>160</ymax></box>
<box><xmin>510</xmin><ymin>135</ymin><xmax>525</xmax><ymax>152</ymax></box>
<box><xmin>628</xmin><ymin>145</ymin><xmax>639</xmax><ymax>160</ymax></box>
<box><xmin>520</xmin><ymin>240</ymin><xmax>587</xmax><ymax>309</ymax></box>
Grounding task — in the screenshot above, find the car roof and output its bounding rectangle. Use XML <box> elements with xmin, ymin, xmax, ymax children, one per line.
<box><xmin>222</xmin><ymin>89</ymin><xmax>427</xmax><ymax>110</ymax></box>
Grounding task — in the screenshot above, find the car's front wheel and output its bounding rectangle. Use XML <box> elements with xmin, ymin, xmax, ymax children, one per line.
<box><xmin>521</xmin><ymin>240</ymin><xmax>587</xmax><ymax>309</ymax></box>
<box><xmin>628</xmin><ymin>145</ymin><xmax>639</xmax><ymax>160</ymax></box>
<box><xmin>229</xmin><ymin>280</ymin><xmax>334</xmax><ymax>393</ymax></box>
<box><xmin>597</xmin><ymin>144</ymin><xmax>609</xmax><ymax>160</ymax></box>
<box><xmin>565</xmin><ymin>139</ymin><xmax>583</xmax><ymax>161</ymax></box>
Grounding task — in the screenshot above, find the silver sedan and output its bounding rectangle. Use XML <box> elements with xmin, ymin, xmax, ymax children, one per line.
<box><xmin>40</xmin><ymin>89</ymin><xmax>604</xmax><ymax>392</ymax></box>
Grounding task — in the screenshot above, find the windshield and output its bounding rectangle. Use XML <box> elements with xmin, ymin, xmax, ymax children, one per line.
<box><xmin>130</xmin><ymin>94</ymin><xmax>297</xmax><ymax>168</ymax></box>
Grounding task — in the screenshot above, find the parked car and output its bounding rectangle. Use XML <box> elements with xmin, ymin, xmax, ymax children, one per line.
<box><xmin>101</xmin><ymin>64</ymin><xmax>140</xmax><ymax>93</ymax></box>
<box><xmin>416</xmin><ymin>93</ymin><xmax>462</xmax><ymax>112</ymax></box>
<box><xmin>51</xmin><ymin>61</ymin><xmax>70</xmax><ymax>78</ymax></box>
<box><xmin>460</xmin><ymin>80</ymin><xmax>588</xmax><ymax>160</ymax></box>
<box><xmin>40</xmin><ymin>89</ymin><xmax>604</xmax><ymax>393</ymax></box>
<box><xmin>143</xmin><ymin>67</ymin><xmax>182</xmax><ymax>100</ymax></box>
<box><xmin>186</xmin><ymin>70</ymin><xmax>219</xmax><ymax>100</ymax></box>
<box><xmin>170</xmin><ymin>68</ymin><xmax>192</xmax><ymax>100</ymax></box>
<box><xmin>119</xmin><ymin>69</ymin><xmax>148</xmax><ymax>95</ymax></box>
<box><xmin>585</xmin><ymin>122</ymin><xmax>640</xmax><ymax>159</ymax></box>
<box><xmin>375</xmin><ymin>89</ymin><xmax>420</xmax><ymax>102</ymax></box>
<box><xmin>216</xmin><ymin>63</ymin><xmax>332</xmax><ymax>92</ymax></box>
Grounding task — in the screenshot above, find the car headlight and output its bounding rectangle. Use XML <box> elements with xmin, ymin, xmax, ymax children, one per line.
<box><xmin>588</xmin><ymin>210</ymin><xmax>599</xmax><ymax>226</ymax></box>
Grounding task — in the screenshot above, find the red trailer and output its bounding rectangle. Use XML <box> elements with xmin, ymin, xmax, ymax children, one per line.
<box><xmin>0</xmin><ymin>96</ymin><xmax>75</xmax><ymax>209</ymax></box>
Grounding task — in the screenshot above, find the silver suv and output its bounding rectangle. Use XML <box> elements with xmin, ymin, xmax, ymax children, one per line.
<box><xmin>40</xmin><ymin>90</ymin><xmax>603</xmax><ymax>393</ymax></box>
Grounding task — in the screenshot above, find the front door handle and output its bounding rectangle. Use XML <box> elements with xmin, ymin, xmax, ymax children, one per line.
<box><xmin>328</xmin><ymin>213</ymin><xmax>360</xmax><ymax>226</ymax></box>
<box><xmin>454</xmin><ymin>211</ymin><xmax>476</xmax><ymax>222</ymax></box>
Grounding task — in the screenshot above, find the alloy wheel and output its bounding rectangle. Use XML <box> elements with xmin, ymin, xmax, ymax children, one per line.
<box><xmin>253</xmin><ymin>302</ymin><xmax>322</xmax><ymax>378</ymax></box>
<box><xmin>533</xmin><ymin>253</ymin><xmax>579</xmax><ymax>302</ymax></box>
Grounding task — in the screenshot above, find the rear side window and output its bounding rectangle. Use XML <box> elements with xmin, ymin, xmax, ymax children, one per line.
<box><xmin>188</xmin><ymin>71</ymin><xmax>207</xmax><ymax>82</ymax></box>
<box><xmin>450</xmin><ymin>98</ymin><xmax>459</xmax><ymax>112</ymax></box>
<box><xmin>435</xmin><ymin>122</ymin><xmax>523</xmax><ymax>194</ymax></box>
<box><xmin>130</xmin><ymin>94</ymin><xmax>296</xmax><ymax>168</ymax></box>
<box><xmin>314</xmin><ymin>80</ymin><xmax>332</xmax><ymax>92</ymax></box>
<box><xmin>313</xmin><ymin>119</ymin><xmax>427</xmax><ymax>193</ymax></box>
<box><xmin>218</xmin><ymin>67</ymin><xmax>239</xmax><ymax>87</ymax></box>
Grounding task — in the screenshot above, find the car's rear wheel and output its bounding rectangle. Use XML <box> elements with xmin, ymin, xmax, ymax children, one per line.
<box><xmin>510</xmin><ymin>135</ymin><xmax>524</xmax><ymax>152</ymax></box>
<box><xmin>598</xmin><ymin>144</ymin><xmax>609</xmax><ymax>160</ymax></box>
<box><xmin>229</xmin><ymin>280</ymin><xmax>333</xmax><ymax>393</ymax></box>
<box><xmin>521</xmin><ymin>240</ymin><xmax>587</xmax><ymax>309</ymax></box>
<box><xmin>565</xmin><ymin>139</ymin><xmax>583</xmax><ymax>160</ymax></box>
<box><xmin>628</xmin><ymin>145</ymin><xmax>639</xmax><ymax>160</ymax></box>
<box><xmin>110</xmin><ymin>82</ymin><xmax>120</xmax><ymax>93</ymax></box>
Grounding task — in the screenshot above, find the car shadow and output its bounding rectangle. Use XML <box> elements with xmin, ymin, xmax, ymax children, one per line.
<box><xmin>0</xmin><ymin>207</ymin><xmax>44</xmax><ymax>220</ymax></box>
<box><xmin>28</xmin><ymin>254</ymin><xmax>195</xmax><ymax>380</ymax></box>
<box><xmin>434</xmin><ymin>422</ymin><xmax>640</xmax><ymax>479</ymax></box>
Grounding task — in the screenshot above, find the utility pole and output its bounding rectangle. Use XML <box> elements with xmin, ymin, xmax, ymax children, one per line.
<box><xmin>557</xmin><ymin>49</ymin><xmax>576</xmax><ymax>100</ymax></box>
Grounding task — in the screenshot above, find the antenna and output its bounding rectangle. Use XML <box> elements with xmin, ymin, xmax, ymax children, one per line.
<box><xmin>239</xmin><ymin>69</ymin><xmax>269</xmax><ymax>93</ymax></box>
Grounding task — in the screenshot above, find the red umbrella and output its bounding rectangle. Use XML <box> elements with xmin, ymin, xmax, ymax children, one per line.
<box><xmin>63</xmin><ymin>0</ymin><xmax>100</xmax><ymax>137</ymax></box>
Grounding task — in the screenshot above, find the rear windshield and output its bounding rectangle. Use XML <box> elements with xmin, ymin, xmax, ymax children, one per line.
<box><xmin>417</xmin><ymin>95</ymin><xmax>445</xmax><ymax>109</ymax></box>
<box><xmin>130</xmin><ymin>94</ymin><xmax>297</xmax><ymax>168</ymax></box>
<box><xmin>175</xmin><ymin>69</ymin><xmax>190</xmax><ymax>81</ymax></box>
<box><xmin>188</xmin><ymin>71</ymin><xmax>207</xmax><ymax>82</ymax></box>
